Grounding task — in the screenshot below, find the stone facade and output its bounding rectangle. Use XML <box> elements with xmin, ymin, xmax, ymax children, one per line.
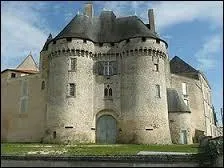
<box><xmin>1</xmin><ymin>4</ymin><xmax>218</xmax><ymax>144</ymax></box>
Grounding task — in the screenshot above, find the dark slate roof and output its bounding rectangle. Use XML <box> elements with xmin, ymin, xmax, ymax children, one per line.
<box><xmin>42</xmin><ymin>11</ymin><xmax>168</xmax><ymax>51</ymax></box>
<box><xmin>167</xmin><ymin>88</ymin><xmax>191</xmax><ymax>113</ymax></box>
<box><xmin>170</xmin><ymin>56</ymin><xmax>199</xmax><ymax>79</ymax></box>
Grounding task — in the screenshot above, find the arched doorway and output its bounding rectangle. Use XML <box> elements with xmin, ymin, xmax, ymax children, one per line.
<box><xmin>96</xmin><ymin>115</ymin><xmax>117</xmax><ymax>144</ymax></box>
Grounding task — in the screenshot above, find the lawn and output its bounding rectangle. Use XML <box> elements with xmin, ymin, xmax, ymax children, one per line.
<box><xmin>1</xmin><ymin>143</ymin><xmax>199</xmax><ymax>156</ymax></box>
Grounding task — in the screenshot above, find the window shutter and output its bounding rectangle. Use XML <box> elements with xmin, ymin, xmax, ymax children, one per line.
<box><xmin>98</xmin><ymin>61</ymin><xmax>104</xmax><ymax>75</ymax></box>
<box><xmin>112</xmin><ymin>61</ymin><xmax>118</xmax><ymax>75</ymax></box>
<box><xmin>93</xmin><ymin>62</ymin><xmax>98</xmax><ymax>74</ymax></box>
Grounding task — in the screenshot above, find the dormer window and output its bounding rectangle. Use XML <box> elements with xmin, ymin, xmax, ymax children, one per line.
<box><xmin>11</xmin><ymin>73</ymin><xmax>16</xmax><ymax>78</ymax></box>
<box><xmin>97</xmin><ymin>61</ymin><xmax>118</xmax><ymax>76</ymax></box>
<box><xmin>83</xmin><ymin>39</ymin><xmax>87</xmax><ymax>43</ymax></box>
<box><xmin>156</xmin><ymin>39</ymin><xmax>160</xmax><ymax>44</ymax></box>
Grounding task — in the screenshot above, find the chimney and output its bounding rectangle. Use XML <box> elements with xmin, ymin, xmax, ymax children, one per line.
<box><xmin>84</xmin><ymin>3</ymin><xmax>93</xmax><ymax>19</ymax></box>
<box><xmin>148</xmin><ymin>9</ymin><xmax>155</xmax><ymax>32</ymax></box>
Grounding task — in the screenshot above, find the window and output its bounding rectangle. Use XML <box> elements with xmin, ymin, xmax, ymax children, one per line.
<box><xmin>83</xmin><ymin>39</ymin><xmax>87</xmax><ymax>43</ymax></box>
<box><xmin>104</xmin><ymin>84</ymin><xmax>112</xmax><ymax>98</ymax></box>
<box><xmin>98</xmin><ymin>61</ymin><xmax>118</xmax><ymax>76</ymax></box>
<box><xmin>109</xmin><ymin>88</ymin><xmax>112</xmax><ymax>96</ymax></box>
<box><xmin>99</xmin><ymin>43</ymin><xmax>103</xmax><ymax>47</ymax></box>
<box><xmin>184</xmin><ymin>99</ymin><xmax>188</xmax><ymax>106</ymax></box>
<box><xmin>20</xmin><ymin>98</ymin><xmax>28</xmax><ymax>113</ymax></box>
<box><xmin>53</xmin><ymin>40</ymin><xmax>56</xmax><ymax>44</ymax></box>
<box><xmin>104</xmin><ymin>88</ymin><xmax>108</xmax><ymax>97</ymax></box>
<box><xmin>104</xmin><ymin>62</ymin><xmax>112</xmax><ymax>76</ymax></box>
<box><xmin>22</xmin><ymin>80</ymin><xmax>28</xmax><ymax>96</ymax></box>
<box><xmin>182</xmin><ymin>82</ymin><xmax>187</xmax><ymax>95</ymax></box>
<box><xmin>156</xmin><ymin>39</ymin><xmax>160</xmax><ymax>44</ymax></box>
<box><xmin>11</xmin><ymin>73</ymin><xmax>16</xmax><ymax>78</ymax></box>
<box><xmin>41</xmin><ymin>81</ymin><xmax>45</xmax><ymax>90</ymax></box>
<box><xmin>156</xmin><ymin>85</ymin><xmax>161</xmax><ymax>98</ymax></box>
<box><xmin>69</xmin><ymin>83</ymin><xmax>75</xmax><ymax>97</ymax></box>
<box><xmin>20</xmin><ymin>80</ymin><xmax>28</xmax><ymax>113</ymax></box>
<box><xmin>142</xmin><ymin>37</ymin><xmax>146</xmax><ymax>42</ymax></box>
<box><xmin>53</xmin><ymin>131</ymin><xmax>56</xmax><ymax>139</ymax></box>
<box><xmin>70</xmin><ymin>58</ymin><xmax>77</xmax><ymax>71</ymax></box>
<box><xmin>126</xmin><ymin>39</ymin><xmax>130</xmax><ymax>43</ymax></box>
<box><xmin>111</xmin><ymin>42</ymin><xmax>115</xmax><ymax>46</ymax></box>
<box><xmin>66</xmin><ymin>37</ymin><xmax>72</xmax><ymax>42</ymax></box>
<box><xmin>154</xmin><ymin>64</ymin><xmax>159</xmax><ymax>71</ymax></box>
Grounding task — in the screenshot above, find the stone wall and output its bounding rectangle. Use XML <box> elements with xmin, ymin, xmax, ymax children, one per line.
<box><xmin>170</xmin><ymin>74</ymin><xmax>206</xmax><ymax>141</ymax></box>
<box><xmin>168</xmin><ymin>112</ymin><xmax>192</xmax><ymax>144</ymax></box>
<box><xmin>1</xmin><ymin>74</ymin><xmax>45</xmax><ymax>142</ymax></box>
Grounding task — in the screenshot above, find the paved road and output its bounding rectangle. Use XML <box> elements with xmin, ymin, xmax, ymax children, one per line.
<box><xmin>1</xmin><ymin>160</ymin><xmax>199</xmax><ymax>167</ymax></box>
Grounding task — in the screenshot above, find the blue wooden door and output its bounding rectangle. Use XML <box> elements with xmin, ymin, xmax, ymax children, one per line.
<box><xmin>96</xmin><ymin>115</ymin><xmax>117</xmax><ymax>144</ymax></box>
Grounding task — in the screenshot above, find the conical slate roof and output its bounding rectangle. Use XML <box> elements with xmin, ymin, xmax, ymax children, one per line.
<box><xmin>42</xmin><ymin>11</ymin><xmax>168</xmax><ymax>51</ymax></box>
<box><xmin>167</xmin><ymin>88</ymin><xmax>191</xmax><ymax>113</ymax></box>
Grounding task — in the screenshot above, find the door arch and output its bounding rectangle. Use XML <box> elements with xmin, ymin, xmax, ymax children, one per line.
<box><xmin>96</xmin><ymin>115</ymin><xmax>117</xmax><ymax>144</ymax></box>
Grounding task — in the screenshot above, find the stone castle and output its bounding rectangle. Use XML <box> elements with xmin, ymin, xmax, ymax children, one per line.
<box><xmin>1</xmin><ymin>4</ymin><xmax>218</xmax><ymax>144</ymax></box>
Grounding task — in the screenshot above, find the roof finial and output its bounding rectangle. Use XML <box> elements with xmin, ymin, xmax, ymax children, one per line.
<box><xmin>47</xmin><ymin>33</ymin><xmax>52</xmax><ymax>40</ymax></box>
<box><xmin>29</xmin><ymin>51</ymin><xmax>32</xmax><ymax>56</ymax></box>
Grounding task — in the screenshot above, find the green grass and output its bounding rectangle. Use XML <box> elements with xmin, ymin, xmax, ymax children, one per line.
<box><xmin>1</xmin><ymin>143</ymin><xmax>199</xmax><ymax>156</ymax></box>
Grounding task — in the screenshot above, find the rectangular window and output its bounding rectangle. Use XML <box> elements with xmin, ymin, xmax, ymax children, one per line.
<box><xmin>70</xmin><ymin>58</ymin><xmax>77</xmax><ymax>71</ymax></box>
<box><xmin>184</xmin><ymin>99</ymin><xmax>188</xmax><ymax>106</ymax></box>
<box><xmin>156</xmin><ymin>39</ymin><xmax>160</xmax><ymax>44</ymax></box>
<box><xmin>98</xmin><ymin>61</ymin><xmax>118</xmax><ymax>76</ymax></box>
<box><xmin>103</xmin><ymin>61</ymin><xmax>113</xmax><ymax>76</ymax></box>
<box><xmin>154</xmin><ymin>64</ymin><xmax>159</xmax><ymax>71</ymax></box>
<box><xmin>156</xmin><ymin>85</ymin><xmax>161</xmax><ymax>98</ymax></box>
<box><xmin>69</xmin><ymin>83</ymin><xmax>75</xmax><ymax>97</ymax></box>
<box><xmin>11</xmin><ymin>73</ymin><xmax>16</xmax><ymax>78</ymax></box>
<box><xmin>182</xmin><ymin>82</ymin><xmax>187</xmax><ymax>95</ymax></box>
<box><xmin>20</xmin><ymin>98</ymin><xmax>28</xmax><ymax>113</ymax></box>
<box><xmin>22</xmin><ymin>80</ymin><xmax>28</xmax><ymax>96</ymax></box>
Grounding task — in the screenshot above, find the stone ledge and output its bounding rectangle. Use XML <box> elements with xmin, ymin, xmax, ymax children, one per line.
<box><xmin>1</xmin><ymin>154</ymin><xmax>199</xmax><ymax>162</ymax></box>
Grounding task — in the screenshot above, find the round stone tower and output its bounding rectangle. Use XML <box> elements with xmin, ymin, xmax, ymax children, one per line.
<box><xmin>119</xmin><ymin>37</ymin><xmax>172</xmax><ymax>144</ymax></box>
<box><xmin>41</xmin><ymin>34</ymin><xmax>95</xmax><ymax>143</ymax></box>
<box><xmin>118</xmin><ymin>10</ymin><xmax>172</xmax><ymax>144</ymax></box>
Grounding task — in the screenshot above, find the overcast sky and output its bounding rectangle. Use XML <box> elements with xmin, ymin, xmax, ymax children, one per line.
<box><xmin>1</xmin><ymin>1</ymin><xmax>223</xmax><ymax>125</ymax></box>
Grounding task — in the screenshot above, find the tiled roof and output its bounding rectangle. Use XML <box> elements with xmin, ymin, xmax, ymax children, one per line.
<box><xmin>1</xmin><ymin>69</ymin><xmax>39</xmax><ymax>74</ymax></box>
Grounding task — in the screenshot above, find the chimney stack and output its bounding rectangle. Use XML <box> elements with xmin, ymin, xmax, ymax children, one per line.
<box><xmin>148</xmin><ymin>9</ymin><xmax>155</xmax><ymax>32</ymax></box>
<box><xmin>84</xmin><ymin>3</ymin><xmax>93</xmax><ymax>19</ymax></box>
